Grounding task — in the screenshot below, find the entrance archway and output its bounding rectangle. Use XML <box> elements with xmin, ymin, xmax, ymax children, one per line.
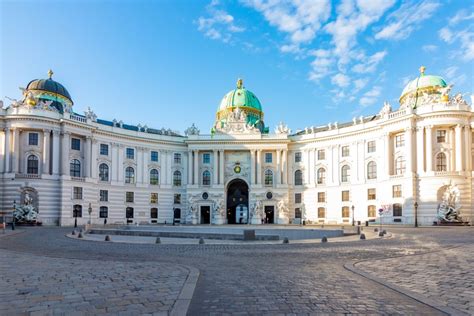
<box><xmin>226</xmin><ymin>179</ymin><xmax>249</xmax><ymax>224</ymax></box>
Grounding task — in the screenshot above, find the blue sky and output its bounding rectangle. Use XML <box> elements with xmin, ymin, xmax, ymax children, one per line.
<box><xmin>1</xmin><ymin>0</ymin><xmax>473</xmax><ymax>134</ymax></box>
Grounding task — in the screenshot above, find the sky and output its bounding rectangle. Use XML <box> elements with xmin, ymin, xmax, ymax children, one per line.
<box><xmin>1</xmin><ymin>0</ymin><xmax>473</xmax><ymax>134</ymax></box>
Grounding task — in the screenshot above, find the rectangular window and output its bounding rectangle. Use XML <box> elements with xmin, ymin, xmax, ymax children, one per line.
<box><xmin>368</xmin><ymin>205</ymin><xmax>376</xmax><ymax>217</ymax></box>
<box><xmin>203</xmin><ymin>153</ymin><xmax>210</xmax><ymax>164</ymax></box>
<box><xmin>341</xmin><ymin>190</ymin><xmax>350</xmax><ymax>202</ymax></box>
<box><xmin>392</xmin><ymin>185</ymin><xmax>402</xmax><ymax>198</ymax></box>
<box><xmin>174</xmin><ymin>153</ymin><xmax>181</xmax><ymax>164</ymax></box>
<box><xmin>150</xmin><ymin>193</ymin><xmax>158</xmax><ymax>204</ymax></box>
<box><xmin>71</xmin><ymin>138</ymin><xmax>81</xmax><ymax>151</ymax></box>
<box><xmin>393</xmin><ymin>203</ymin><xmax>403</xmax><ymax>217</ymax></box>
<box><xmin>367</xmin><ymin>141</ymin><xmax>376</xmax><ymax>153</ymax></box>
<box><xmin>342</xmin><ymin>206</ymin><xmax>350</xmax><ymax>218</ymax></box>
<box><xmin>295</xmin><ymin>193</ymin><xmax>302</xmax><ymax>204</ymax></box>
<box><xmin>73</xmin><ymin>187</ymin><xmax>83</xmax><ymax>200</ymax></box>
<box><xmin>265</xmin><ymin>152</ymin><xmax>272</xmax><ymax>163</ymax></box>
<box><xmin>317</xmin><ymin>192</ymin><xmax>326</xmax><ymax>203</ymax></box>
<box><xmin>126</xmin><ymin>191</ymin><xmax>134</xmax><ymax>203</ymax></box>
<box><xmin>437</xmin><ymin>130</ymin><xmax>446</xmax><ymax>143</ymax></box>
<box><xmin>342</xmin><ymin>146</ymin><xmax>350</xmax><ymax>157</ymax></box>
<box><xmin>395</xmin><ymin>134</ymin><xmax>405</xmax><ymax>147</ymax></box>
<box><xmin>367</xmin><ymin>188</ymin><xmax>376</xmax><ymax>200</ymax></box>
<box><xmin>100</xmin><ymin>144</ymin><xmax>109</xmax><ymax>156</ymax></box>
<box><xmin>151</xmin><ymin>151</ymin><xmax>159</xmax><ymax>162</ymax></box>
<box><xmin>99</xmin><ymin>206</ymin><xmax>108</xmax><ymax>218</ymax></box>
<box><xmin>294</xmin><ymin>208</ymin><xmax>301</xmax><ymax>219</ymax></box>
<box><xmin>126</xmin><ymin>207</ymin><xmax>134</xmax><ymax>219</ymax></box>
<box><xmin>174</xmin><ymin>194</ymin><xmax>181</xmax><ymax>204</ymax></box>
<box><xmin>99</xmin><ymin>190</ymin><xmax>108</xmax><ymax>202</ymax></box>
<box><xmin>295</xmin><ymin>152</ymin><xmax>302</xmax><ymax>163</ymax></box>
<box><xmin>318</xmin><ymin>207</ymin><xmax>325</xmax><ymax>218</ymax></box>
<box><xmin>126</xmin><ymin>148</ymin><xmax>134</xmax><ymax>159</ymax></box>
<box><xmin>318</xmin><ymin>150</ymin><xmax>325</xmax><ymax>160</ymax></box>
<box><xmin>150</xmin><ymin>208</ymin><xmax>158</xmax><ymax>219</ymax></box>
<box><xmin>28</xmin><ymin>133</ymin><xmax>39</xmax><ymax>146</ymax></box>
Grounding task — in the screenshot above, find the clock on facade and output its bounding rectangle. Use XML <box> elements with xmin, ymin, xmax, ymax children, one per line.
<box><xmin>233</xmin><ymin>165</ymin><xmax>241</xmax><ymax>174</ymax></box>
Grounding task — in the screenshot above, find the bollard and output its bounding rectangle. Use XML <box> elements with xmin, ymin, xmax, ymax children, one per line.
<box><xmin>382</xmin><ymin>229</ymin><xmax>387</xmax><ymax>235</ymax></box>
<box><xmin>374</xmin><ymin>228</ymin><xmax>379</xmax><ymax>232</ymax></box>
<box><xmin>105</xmin><ymin>235</ymin><xmax>111</xmax><ymax>242</ymax></box>
<box><xmin>199</xmin><ymin>237</ymin><xmax>205</xmax><ymax>244</ymax></box>
<box><xmin>357</xmin><ymin>226</ymin><xmax>361</xmax><ymax>235</ymax></box>
<box><xmin>71</xmin><ymin>230</ymin><xmax>76</xmax><ymax>236</ymax></box>
<box><xmin>360</xmin><ymin>233</ymin><xmax>366</xmax><ymax>240</ymax></box>
<box><xmin>378</xmin><ymin>231</ymin><xmax>384</xmax><ymax>237</ymax></box>
<box><xmin>155</xmin><ymin>237</ymin><xmax>161</xmax><ymax>244</ymax></box>
<box><xmin>283</xmin><ymin>237</ymin><xmax>289</xmax><ymax>244</ymax></box>
<box><xmin>321</xmin><ymin>236</ymin><xmax>328</xmax><ymax>243</ymax></box>
<box><xmin>78</xmin><ymin>232</ymin><xmax>83</xmax><ymax>238</ymax></box>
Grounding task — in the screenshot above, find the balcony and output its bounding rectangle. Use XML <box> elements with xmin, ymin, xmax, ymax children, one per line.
<box><xmin>71</xmin><ymin>176</ymin><xmax>85</xmax><ymax>182</ymax></box>
<box><xmin>15</xmin><ymin>173</ymin><xmax>40</xmax><ymax>179</ymax></box>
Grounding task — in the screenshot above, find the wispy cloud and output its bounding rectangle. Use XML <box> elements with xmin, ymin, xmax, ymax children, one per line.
<box><xmin>197</xmin><ymin>0</ymin><xmax>245</xmax><ymax>43</ymax></box>
<box><xmin>359</xmin><ymin>86</ymin><xmax>382</xmax><ymax>107</ymax></box>
<box><xmin>422</xmin><ymin>44</ymin><xmax>438</xmax><ymax>52</ymax></box>
<box><xmin>438</xmin><ymin>9</ymin><xmax>474</xmax><ymax>62</ymax></box>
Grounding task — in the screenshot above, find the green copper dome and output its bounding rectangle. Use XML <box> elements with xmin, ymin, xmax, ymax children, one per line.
<box><xmin>400</xmin><ymin>66</ymin><xmax>447</xmax><ymax>103</ymax></box>
<box><xmin>218</xmin><ymin>80</ymin><xmax>262</xmax><ymax>112</ymax></box>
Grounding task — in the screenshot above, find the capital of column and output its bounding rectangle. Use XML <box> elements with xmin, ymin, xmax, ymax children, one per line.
<box><xmin>42</xmin><ymin>128</ymin><xmax>51</xmax><ymax>134</ymax></box>
<box><xmin>52</xmin><ymin>130</ymin><xmax>61</xmax><ymax>136</ymax></box>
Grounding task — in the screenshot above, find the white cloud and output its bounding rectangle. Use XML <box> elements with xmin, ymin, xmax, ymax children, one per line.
<box><xmin>331</xmin><ymin>73</ymin><xmax>350</xmax><ymax>87</ymax></box>
<box><xmin>439</xmin><ymin>27</ymin><xmax>474</xmax><ymax>61</ymax></box>
<box><xmin>354</xmin><ymin>78</ymin><xmax>368</xmax><ymax>91</ymax></box>
<box><xmin>197</xmin><ymin>1</ymin><xmax>245</xmax><ymax>43</ymax></box>
<box><xmin>359</xmin><ymin>86</ymin><xmax>381</xmax><ymax>107</ymax></box>
<box><xmin>422</xmin><ymin>44</ymin><xmax>438</xmax><ymax>52</ymax></box>
<box><xmin>449</xmin><ymin>9</ymin><xmax>474</xmax><ymax>26</ymax></box>
<box><xmin>352</xmin><ymin>50</ymin><xmax>387</xmax><ymax>73</ymax></box>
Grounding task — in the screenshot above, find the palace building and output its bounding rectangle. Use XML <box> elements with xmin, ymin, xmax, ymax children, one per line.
<box><xmin>0</xmin><ymin>69</ymin><xmax>472</xmax><ymax>226</ymax></box>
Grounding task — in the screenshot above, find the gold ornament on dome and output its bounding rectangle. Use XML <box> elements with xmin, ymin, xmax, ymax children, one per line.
<box><xmin>236</xmin><ymin>78</ymin><xmax>243</xmax><ymax>89</ymax></box>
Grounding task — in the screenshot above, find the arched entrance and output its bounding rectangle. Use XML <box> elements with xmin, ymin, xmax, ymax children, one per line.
<box><xmin>226</xmin><ymin>179</ymin><xmax>249</xmax><ymax>224</ymax></box>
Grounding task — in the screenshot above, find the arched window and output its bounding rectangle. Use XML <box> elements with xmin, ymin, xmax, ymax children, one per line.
<box><xmin>341</xmin><ymin>165</ymin><xmax>350</xmax><ymax>183</ymax></box>
<box><xmin>150</xmin><ymin>208</ymin><xmax>158</xmax><ymax>219</ymax></box>
<box><xmin>73</xmin><ymin>204</ymin><xmax>82</xmax><ymax>218</ymax></box>
<box><xmin>367</xmin><ymin>161</ymin><xmax>377</xmax><ymax>179</ymax></box>
<box><xmin>99</xmin><ymin>206</ymin><xmax>108</xmax><ymax>218</ymax></box>
<box><xmin>317</xmin><ymin>168</ymin><xmax>326</xmax><ymax>184</ymax></box>
<box><xmin>264</xmin><ymin>169</ymin><xmax>273</xmax><ymax>186</ymax></box>
<box><xmin>125</xmin><ymin>167</ymin><xmax>135</xmax><ymax>184</ymax></box>
<box><xmin>202</xmin><ymin>170</ymin><xmax>211</xmax><ymax>186</ymax></box>
<box><xmin>150</xmin><ymin>169</ymin><xmax>159</xmax><ymax>185</ymax></box>
<box><xmin>99</xmin><ymin>163</ymin><xmax>109</xmax><ymax>181</ymax></box>
<box><xmin>70</xmin><ymin>159</ymin><xmax>81</xmax><ymax>177</ymax></box>
<box><xmin>126</xmin><ymin>207</ymin><xmax>134</xmax><ymax>219</ymax></box>
<box><xmin>395</xmin><ymin>156</ymin><xmax>406</xmax><ymax>175</ymax></box>
<box><xmin>318</xmin><ymin>207</ymin><xmax>326</xmax><ymax>218</ymax></box>
<box><xmin>436</xmin><ymin>153</ymin><xmax>447</xmax><ymax>171</ymax></box>
<box><xmin>294</xmin><ymin>170</ymin><xmax>303</xmax><ymax>185</ymax></box>
<box><xmin>368</xmin><ymin>205</ymin><xmax>376</xmax><ymax>217</ymax></box>
<box><xmin>27</xmin><ymin>155</ymin><xmax>39</xmax><ymax>174</ymax></box>
<box><xmin>173</xmin><ymin>170</ymin><xmax>182</xmax><ymax>186</ymax></box>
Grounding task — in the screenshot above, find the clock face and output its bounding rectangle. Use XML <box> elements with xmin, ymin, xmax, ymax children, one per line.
<box><xmin>234</xmin><ymin>165</ymin><xmax>241</xmax><ymax>174</ymax></box>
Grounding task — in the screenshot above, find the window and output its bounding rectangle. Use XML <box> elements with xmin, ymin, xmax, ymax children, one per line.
<box><xmin>368</xmin><ymin>205</ymin><xmax>376</xmax><ymax>217</ymax></box>
<box><xmin>173</xmin><ymin>170</ymin><xmax>182</xmax><ymax>186</ymax></box>
<box><xmin>126</xmin><ymin>207</ymin><xmax>134</xmax><ymax>219</ymax></box>
<box><xmin>99</xmin><ymin>206</ymin><xmax>108</xmax><ymax>218</ymax></box>
<box><xmin>294</xmin><ymin>170</ymin><xmax>303</xmax><ymax>185</ymax></box>
<box><xmin>99</xmin><ymin>163</ymin><xmax>109</xmax><ymax>181</ymax></box>
<box><xmin>28</xmin><ymin>133</ymin><xmax>38</xmax><ymax>146</ymax></box>
<box><xmin>341</xmin><ymin>190</ymin><xmax>350</xmax><ymax>202</ymax></box>
<box><xmin>367</xmin><ymin>161</ymin><xmax>377</xmax><ymax>179</ymax></box>
<box><xmin>150</xmin><ymin>193</ymin><xmax>158</xmax><ymax>204</ymax></box>
<box><xmin>174</xmin><ymin>194</ymin><xmax>181</xmax><ymax>204</ymax></box>
<box><xmin>342</xmin><ymin>206</ymin><xmax>350</xmax><ymax>218</ymax></box>
<box><xmin>393</xmin><ymin>203</ymin><xmax>402</xmax><ymax>217</ymax></box>
<box><xmin>27</xmin><ymin>155</ymin><xmax>39</xmax><ymax>174</ymax></box>
<box><xmin>126</xmin><ymin>148</ymin><xmax>134</xmax><ymax>159</ymax></box>
<box><xmin>73</xmin><ymin>187</ymin><xmax>83</xmax><ymax>200</ymax></box>
<box><xmin>203</xmin><ymin>153</ymin><xmax>210</xmax><ymax>164</ymax></box>
<box><xmin>264</xmin><ymin>169</ymin><xmax>273</xmax><ymax>186</ymax></box>
<box><xmin>71</xmin><ymin>138</ymin><xmax>81</xmax><ymax>150</ymax></box>
<box><xmin>150</xmin><ymin>151</ymin><xmax>159</xmax><ymax>162</ymax></box>
<box><xmin>437</xmin><ymin>130</ymin><xmax>446</xmax><ymax>143</ymax></box>
<box><xmin>73</xmin><ymin>205</ymin><xmax>82</xmax><ymax>218</ymax></box>
<box><xmin>367</xmin><ymin>188</ymin><xmax>376</xmax><ymax>200</ymax></box>
<box><xmin>341</xmin><ymin>165</ymin><xmax>350</xmax><ymax>183</ymax></box>
<box><xmin>317</xmin><ymin>168</ymin><xmax>326</xmax><ymax>184</ymax></box>
<box><xmin>174</xmin><ymin>153</ymin><xmax>181</xmax><ymax>164</ymax></box>
<box><xmin>395</xmin><ymin>133</ymin><xmax>405</xmax><ymax>147</ymax></box>
<box><xmin>70</xmin><ymin>159</ymin><xmax>81</xmax><ymax>177</ymax></box>
<box><xmin>294</xmin><ymin>208</ymin><xmax>302</xmax><ymax>219</ymax></box>
<box><xmin>436</xmin><ymin>153</ymin><xmax>447</xmax><ymax>171</ymax></box>
<box><xmin>318</xmin><ymin>207</ymin><xmax>326</xmax><ymax>218</ymax></box>
<box><xmin>295</xmin><ymin>152</ymin><xmax>302</xmax><ymax>163</ymax></box>
<box><xmin>100</xmin><ymin>144</ymin><xmax>109</xmax><ymax>156</ymax></box>
<box><xmin>126</xmin><ymin>192</ymin><xmax>134</xmax><ymax>203</ymax></box>
<box><xmin>392</xmin><ymin>185</ymin><xmax>402</xmax><ymax>198</ymax></box>
<box><xmin>100</xmin><ymin>190</ymin><xmax>108</xmax><ymax>202</ymax></box>
<box><xmin>265</xmin><ymin>152</ymin><xmax>272</xmax><ymax>163</ymax></box>
<box><xmin>317</xmin><ymin>192</ymin><xmax>326</xmax><ymax>203</ymax></box>
<box><xmin>395</xmin><ymin>156</ymin><xmax>406</xmax><ymax>175</ymax></box>
<box><xmin>295</xmin><ymin>193</ymin><xmax>302</xmax><ymax>204</ymax></box>
<box><xmin>342</xmin><ymin>146</ymin><xmax>350</xmax><ymax>157</ymax></box>
<box><xmin>202</xmin><ymin>170</ymin><xmax>211</xmax><ymax>186</ymax></box>
<box><xmin>367</xmin><ymin>141</ymin><xmax>376</xmax><ymax>153</ymax></box>
<box><xmin>150</xmin><ymin>169</ymin><xmax>159</xmax><ymax>185</ymax></box>
<box><xmin>317</xmin><ymin>150</ymin><xmax>325</xmax><ymax>160</ymax></box>
<box><xmin>125</xmin><ymin>167</ymin><xmax>135</xmax><ymax>184</ymax></box>
<box><xmin>150</xmin><ymin>208</ymin><xmax>158</xmax><ymax>219</ymax></box>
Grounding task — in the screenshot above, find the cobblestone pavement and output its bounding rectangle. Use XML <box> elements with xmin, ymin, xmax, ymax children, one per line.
<box><xmin>0</xmin><ymin>226</ymin><xmax>472</xmax><ymax>315</ymax></box>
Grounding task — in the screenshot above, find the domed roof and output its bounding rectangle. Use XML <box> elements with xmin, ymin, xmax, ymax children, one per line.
<box><xmin>26</xmin><ymin>70</ymin><xmax>73</xmax><ymax>105</ymax></box>
<box><xmin>218</xmin><ymin>79</ymin><xmax>262</xmax><ymax>112</ymax></box>
<box><xmin>400</xmin><ymin>66</ymin><xmax>447</xmax><ymax>103</ymax></box>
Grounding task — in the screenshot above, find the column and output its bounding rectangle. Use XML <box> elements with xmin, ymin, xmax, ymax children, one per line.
<box><xmin>465</xmin><ymin>126</ymin><xmax>472</xmax><ymax>171</ymax></box>
<box><xmin>405</xmin><ymin>127</ymin><xmax>414</xmax><ymax>175</ymax></box>
<box><xmin>61</xmin><ymin>132</ymin><xmax>70</xmax><ymax>175</ymax></box>
<box><xmin>305</xmin><ymin>150</ymin><xmax>310</xmax><ymax>184</ymax></box>
<box><xmin>4</xmin><ymin>128</ymin><xmax>11</xmax><ymax>173</ymax></box>
<box><xmin>166</xmin><ymin>150</ymin><xmax>172</xmax><ymax>185</ymax></box>
<box><xmin>142</xmin><ymin>148</ymin><xmax>148</xmax><ymax>184</ymax></box>
<box><xmin>193</xmin><ymin>150</ymin><xmax>199</xmax><ymax>185</ymax></box>
<box><xmin>282</xmin><ymin>149</ymin><xmax>288</xmax><ymax>185</ymax></box>
<box><xmin>416</xmin><ymin>126</ymin><xmax>424</xmax><ymax>174</ymax></box>
<box><xmin>91</xmin><ymin>139</ymin><xmax>98</xmax><ymax>179</ymax></box>
<box><xmin>84</xmin><ymin>136</ymin><xmax>91</xmax><ymax>178</ymax></box>
<box><xmin>213</xmin><ymin>149</ymin><xmax>218</xmax><ymax>185</ymax></box>
<box><xmin>161</xmin><ymin>150</ymin><xmax>167</xmax><ymax>184</ymax></box>
<box><xmin>256</xmin><ymin>150</ymin><xmax>262</xmax><ymax>185</ymax></box>
<box><xmin>385</xmin><ymin>134</ymin><xmax>391</xmax><ymax>177</ymax></box>
<box><xmin>0</xmin><ymin>129</ymin><xmax>5</xmax><ymax>173</ymax></box>
<box><xmin>111</xmin><ymin>143</ymin><xmax>118</xmax><ymax>181</ymax></box>
<box><xmin>117</xmin><ymin>145</ymin><xmax>124</xmax><ymax>181</ymax></box>
<box><xmin>426</xmin><ymin>126</ymin><xmax>433</xmax><ymax>172</ymax></box>
<box><xmin>11</xmin><ymin>128</ymin><xmax>20</xmax><ymax>173</ymax></box>
<box><xmin>455</xmin><ymin>124</ymin><xmax>463</xmax><ymax>171</ymax></box>
<box><xmin>188</xmin><ymin>150</ymin><xmax>193</xmax><ymax>185</ymax></box>
<box><xmin>136</xmin><ymin>148</ymin><xmax>143</xmax><ymax>183</ymax></box>
<box><xmin>219</xmin><ymin>150</ymin><xmax>224</xmax><ymax>185</ymax></box>
<box><xmin>52</xmin><ymin>131</ymin><xmax>60</xmax><ymax>175</ymax></box>
<box><xmin>42</xmin><ymin>129</ymin><xmax>51</xmax><ymax>175</ymax></box>
<box><xmin>276</xmin><ymin>150</ymin><xmax>281</xmax><ymax>185</ymax></box>
<box><xmin>250</xmin><ymin>150</ymin><xmax>256</xmax><ymax>185</ymax></box>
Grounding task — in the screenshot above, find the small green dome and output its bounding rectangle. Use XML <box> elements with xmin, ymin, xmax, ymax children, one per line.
<box><xmin>400</xmin><ymin>67</ymin><xmax>447</xmax><ymax>102</ymax></box>
<box><xmin>218</xmin><ymin>83</ymin><xmax>262</xmax><ymax>112</ymax></box>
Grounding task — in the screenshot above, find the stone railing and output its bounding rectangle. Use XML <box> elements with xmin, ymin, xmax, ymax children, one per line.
<box><xmin>388</xmin><ymin>109</ymin><xmax>407</xmax><ymax>120</ymax></box>
<box><xmin>69</xmin><ymin>114</ymin><xmax>87</xmax><ymax>123</ymax></box>
<box><xmin>389</xmin><ymin>174</ymin><xmax>404</xmax><ymax>179</ymax></box>
<box><xmin>15</xmin><ymin>173</ymin><xmax>40</xmax><ymax>179</ymax></box>
<box><xmin>71</xmin><ymin>176</ymin><xmax>85</xmax><ymax>182</ymax></box>
<box><xmin>434</xmin><ymin>171</ymin><xmax>459</xmax><ymax>176</ymax></box>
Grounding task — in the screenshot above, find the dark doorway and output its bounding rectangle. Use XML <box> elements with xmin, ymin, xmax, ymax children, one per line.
<box><xmin>200</xmin><ymin>206</ymin><xmax>210</xmax><ymax>224</ymax></box>
<box><xmin>226</xmin><ymin>179</ymin><xmax>249</xmax><ymax>224</ymax></box>
<box><xmin>265</xmin><ymin>206</ymin><xmax>274</xmax><ymax>224</ymax></box>
<box><xmin>173</xmin><ymin>208</ymin><xmax>181</xmax><ymax>223</ymax></box>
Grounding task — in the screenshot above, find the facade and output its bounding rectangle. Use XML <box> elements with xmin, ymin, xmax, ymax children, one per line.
<box><xmin>0</xmin><ymin>69</ymin><xmax>473</xmax><ymax>226</ymax></box>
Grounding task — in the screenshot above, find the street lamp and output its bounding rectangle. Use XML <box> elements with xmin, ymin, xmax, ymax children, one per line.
<box><xmin>88</xmin><ymin>203</ymin><xmax>92</xmax><ymax>225</ymax></box>
<box><xmin>351</xmin><ymin>205</ymin><xmax>355</xmax><ymax>226</ymax></box>
<box><xmin>414</xmin><ymin>201</ymin><xmax>419</xmax><ymax>228</ymax></box>
<box><xmin>12</xmin><ymin>200</ymin><xmax>16</xmax><ymax>231</ymax></box>
<box><xmin>73</xmin><ymin>206</ymin><xmax>78</xmax><ymax>228</ymax></box>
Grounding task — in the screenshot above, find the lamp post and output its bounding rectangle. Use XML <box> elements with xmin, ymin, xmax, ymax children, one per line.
<box><xmin>73</xmin><ymin>206</ymin><xmax>78</xmax><ymax>228</ymax></box>
<box><xmin>414</xmin><ymin>201</ymin><xmax>418</xmax><ymax>228</ymax></box>
<box><xmin>88</xmin><ymin>203</ymin><xmax>92</xmax><ymax>225</ymax></box>
<box><xmin>12</xmin><ymin>200</ymin><xmax>16</xmax><ymax>231</ymax></box>
<box><xmin>351</xmin><ymin>205</ymin><xmax>355</xmax><ymax>226</ymax></box>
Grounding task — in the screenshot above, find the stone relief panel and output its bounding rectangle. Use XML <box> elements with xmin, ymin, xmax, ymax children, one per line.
<box><xmin>224</xmin><ymin>151</ymin><xmax>250</xmax><ymax>183</ymax></box>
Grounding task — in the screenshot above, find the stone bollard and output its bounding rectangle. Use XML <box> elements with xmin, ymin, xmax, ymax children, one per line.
<box><xmin>155</xmin><ymin>237</ymin><xmax>161</xmax><ymax>244</ymax></box>
<box><xmin>71</xmin><ymin>230</ymin><xmax>76</xmax><ymax>236</ymax></box>
<box><xmin>199</xmin><ymin>237</ymin><xmax>205</xmax><ymax>244</ymax></box>
<box><xmin>357</xmin><ymin>226</ymin><xmax>361</xmax><ymax>235</ymax></box>
<box><xmin>105</xmin><ymin>235</ymin><xmax>111</xmax><ymax>242</ymax></box>
<box><xmin>283</xmin><ymin>237</ymin><xmax>289</xmax><ymax>244</ymax></box>
<box><xmin>321</xmin><ymin>236</ymin><xmax>328</xmax><ymax>243</ymax></box>
<box><xmin>378</xmin><ymin>231</ymin><xmax>384</xmax><ymax>237</ymax></box>
<box><xmin>374</xmin><ymin>228</ymin><xmax>379</xmax><ymax>232</ymax></box>
<box><xmin>382</xmin><ymin>229</ymin><xmax>387</xmax><ymax>235</ymax></box>
<box><xmin>77</xmin><ymin>232</ymin><xmax>83</xmax><ymax>238</ymax></box>
<box><xmin>360</xmin><ymin>233</ymin><xmax>366</xmax><ymax>240</ymax></box>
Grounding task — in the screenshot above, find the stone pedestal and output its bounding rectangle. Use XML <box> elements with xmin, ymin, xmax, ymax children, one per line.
<box><xmin>277</xmin><ymin>217</ymin><xmax>290</xmax><ymax>224</ymax></box>
<box><xmin>251</xmin><ymin>215</ymin><xmax>262</xmax><ymax>224</ymax></box>
<box><xmin>191</xmin><ymin>216</ymin><xmax>198</xmax><ymax>225</ymax></box>
<box><xmin>213</xmin><ymin>215</ymin><xmax>226</xmax><ymax>225</ymax></box>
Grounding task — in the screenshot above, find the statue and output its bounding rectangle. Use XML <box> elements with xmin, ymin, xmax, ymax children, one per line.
<box><xmin>379</xmin><ymin>101</ymin><xmax>392</xmax><ymax>116</ymax></box>
<box><xmin>277</xmin><ymin>199</ymin><xmax>289</xmax><ymax>217</ymax></box>
<box><xmin>213</xmin><ymin>199</ymin><xmax>225</xmax><ymax>218</ymax></box>
<box><xmin>437</xmin><ymin>182</ymin><xmax>463</xmax><ymax>223</ymax></box>
<box><xmin>184</xmin><ymin>123</ymin><xmax>200</xmax><ymax>136</ymax></box>
<box><xmin>275</xmin><ymin>121</ymin><xmax>290</xmax><ymax>134</ymax></box>
<box><xmin>84</xmin><ymin>107</ymin><xmax>97</xmax><ymax>121</ymax></box>
<box><xmin>13</xmin><ymin>191</ymin><xmax>40</xmax><ymax>224</ymax></box>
